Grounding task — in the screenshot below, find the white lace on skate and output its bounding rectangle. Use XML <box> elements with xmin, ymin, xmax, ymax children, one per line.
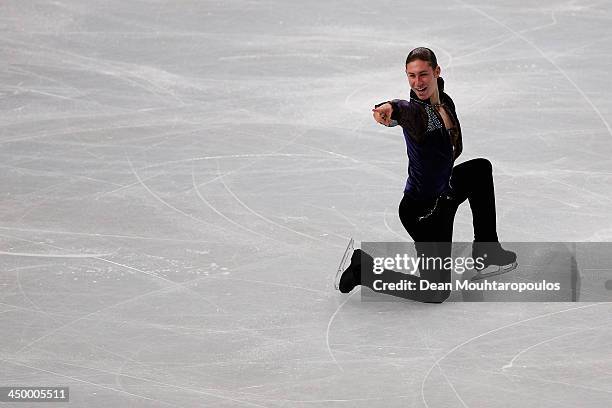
<box><xmin>334</xmin><ymin>238</ymin><xmax>355</xmax><ymax>290</ymax></box>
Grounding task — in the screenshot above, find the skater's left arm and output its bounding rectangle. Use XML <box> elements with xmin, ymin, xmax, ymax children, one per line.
<box><xmin>444</xmin><ymin>96</ymin><xmax>463</xmax><ymax>160</ymax></box>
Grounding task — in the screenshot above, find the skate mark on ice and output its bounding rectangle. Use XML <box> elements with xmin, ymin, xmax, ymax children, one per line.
<box><xmin>191</xmin><ymin>164</ymin><xmax>281</xmax><ymax>243</ymax></box>
<box><xmin>94</xmin><ymin>256</ymin><xmax>223</xmax><ymax>312</ymax></box>
<box><xmin>58</xmin><ymin>360</ymin><xmax>269</xmax><ymax>407</ymax></box>
<box><xmin>421</xmin><ymin>303</ymin><xmax>609</xmax><ymax>408</ymax></box>
<box><xmin>2</xmin><ymin>360</ymin><xmax>178</xmax><ymax>407</ymax></box>
<box><xmin>456</xmin><ymin>0</ymin><xmax>612</xmax><ymax>138</ymax></box>
<box><xmin>0</xmin><ymin>251</ymin><xmax>112</xmax><ymax>258</ymax></box>
<box><xmin>216</xmin><ymin>162</ymin><xmax>341</xmax><ymax>245</ymax></box>
<box><xmin>325</xmin><ymin>290</ymin><xmax>359</xmax><ymax>372</ymax></box>
<box><xmin>0</xmin><ymin>226</ymin><xmax>215</xmax><ymax>245</ymax></box>
<box><xmin>383</xmin><ymin>207</ymin><xmax>407</xmax><ymax>240</ymax></box>
<box><xmin>502</xmin><ymin>320</ymin><xmax>612</xmax><ymax>371</ymax></box>
<box><xmin>13</xmin><ymin>266</ymin><xmax>224</xmax><ymax>356</ymax></box>
<box><xmin>208</xmin><ymin>275</ymin><xmax>329</xmax><ymax>296</ymax></box>
<box><xmin>126</xmin><ymin>154</ymin><xmax>225</xmax><ymax>235</ymax></box>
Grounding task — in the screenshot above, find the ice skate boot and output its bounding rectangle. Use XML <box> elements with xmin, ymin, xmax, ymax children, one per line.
<box><xmin>334</xmin><ymin>238</ymin><xmax>363</xmax><ymax>293</ymax></box>
<box><xmin>471</xmin><ymin>242</ymin><xmax>517</xmax><ymax>281</ymax></box>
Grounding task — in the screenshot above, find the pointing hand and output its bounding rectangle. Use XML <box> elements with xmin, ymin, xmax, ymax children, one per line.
<box><xmin>372</xmin><ymin>103</ymin><xmax>393</xmax><ymax>126</ymax></box>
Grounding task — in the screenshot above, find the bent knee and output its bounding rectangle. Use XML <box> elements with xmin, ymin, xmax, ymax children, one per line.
<box><xmin>474</xmin><ymin>157</ymin><xmax>492</xmax><ymax>173</ymax></box>
<box><xmin>472</xmin><ymin>157</ymin><xmax>492</xmax><ymax>172</ymax></box>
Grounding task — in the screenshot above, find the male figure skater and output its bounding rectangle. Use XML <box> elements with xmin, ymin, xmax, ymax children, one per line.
<box><xmin>336</xmin><ymin>47</ymin><xmax>517</xmax><ymax>303</ymax></box>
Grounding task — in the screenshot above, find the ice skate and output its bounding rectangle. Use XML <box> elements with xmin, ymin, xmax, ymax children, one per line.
<box><xmin>471</xmin><ymin>242</ymin><xmax>518</xmax><ymax>281</ymax></box>
<box><xmin>334</xmin><ymin>238</ymin><xmax>354</xmax><ymax>290</ymax></box>
<box><xmin>334</xmin><ymin>238</ymin><xmax>364</xmax><ymax>293</ymax></box>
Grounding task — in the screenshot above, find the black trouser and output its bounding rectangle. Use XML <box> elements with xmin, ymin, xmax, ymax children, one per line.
<box><xmin>362</xmin><ymin>158</ymin><xmax>499</xmax><ymax>303</ymax></box>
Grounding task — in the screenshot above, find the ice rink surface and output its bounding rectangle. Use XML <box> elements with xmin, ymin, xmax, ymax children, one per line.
<box><xmin>2</xmin><ymin>0</ymin><xmax>612</xmax><ymax>406</ymax></box>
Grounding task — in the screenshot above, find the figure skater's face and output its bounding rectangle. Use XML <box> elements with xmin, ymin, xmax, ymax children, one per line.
<box><xmin>406</xmin><ymin>59</ymin><xmax>440</xmax><ymax>100</ymax></box>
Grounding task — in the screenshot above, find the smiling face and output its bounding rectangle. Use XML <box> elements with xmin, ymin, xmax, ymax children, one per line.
<box><xmin>406</xmin><ymin>59</ymin><xmax>440</xmax><ymax>101</ymax></box>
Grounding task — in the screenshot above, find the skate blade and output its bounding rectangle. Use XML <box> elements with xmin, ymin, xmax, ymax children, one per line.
<box><xmin>471</xmin><ymin>261</ymin><xmax>518</xmax><ymax>281</ymax></box>
<box><xmin>334</xmin><ymin>237</ymin><xmax>355</xmax><ymax>290</ymax></box>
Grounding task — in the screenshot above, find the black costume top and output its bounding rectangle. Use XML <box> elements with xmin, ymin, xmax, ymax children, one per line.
<box><xmin>387</xmin><ymin>77</ymin><xmax>463</xmax><ymax>199</ymax></box>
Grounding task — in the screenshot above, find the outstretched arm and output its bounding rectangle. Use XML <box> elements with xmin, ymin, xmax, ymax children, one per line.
<box><xmin>372</xmin><ymin>99</ymin><xmax>427</xmax><ymax>142</ymax></box>
<box><xmin>372</xmin><ymin>102</ymin><xmax>394</xmax><ymax>126</ymax></box>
